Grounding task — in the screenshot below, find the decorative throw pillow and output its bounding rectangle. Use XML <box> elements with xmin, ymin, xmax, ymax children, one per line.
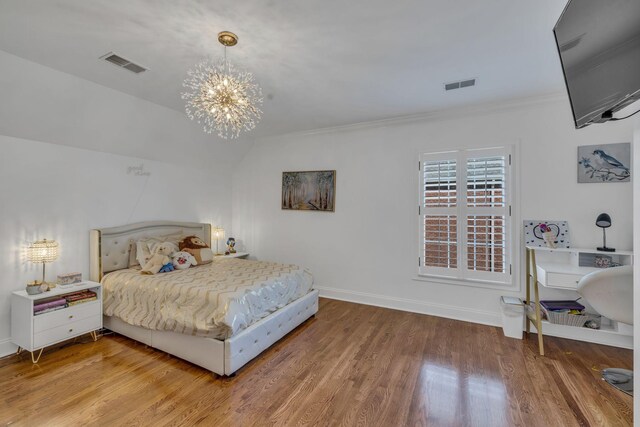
<box><xmin>178</xmin><ymin>235</ymin><xmax>214</xmax><ymax>265</ymax></box>
<box><xmin>128</xmin><ymin>240</ymin><xmax>138</xmax><ymax>268</ymax></box>
<box><xmin>135</xmin><ymin>240</ymin><xmax>152</xmax><ymax>267</ymax></box>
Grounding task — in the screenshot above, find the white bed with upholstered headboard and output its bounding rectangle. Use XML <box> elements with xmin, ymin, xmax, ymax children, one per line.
<box><xmin>90</xmin><ymin>221</ymin><xmax>318</xmax><ymax>376</ymax></box>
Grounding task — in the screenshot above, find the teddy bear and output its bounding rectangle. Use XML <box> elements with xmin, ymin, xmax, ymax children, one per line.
<box><xmin>179</xmin><ymin>235</ymin><xmax>214</xmax><ymax>264</ymax></box>
<box><xmin>141</xmin><ymin>242</ymin><xmax>174</xmax><ymax>275</ymax></box>
<box><xmin>172</xmin><ymin>251</ymin><xmax>198</xmax><ymax>270</ymax></box>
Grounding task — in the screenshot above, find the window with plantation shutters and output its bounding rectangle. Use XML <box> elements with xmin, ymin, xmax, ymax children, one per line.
<box><xmin>419</xmin><ymin>147</ymin><xmax>513</xmax><ymax>285</ymax></box>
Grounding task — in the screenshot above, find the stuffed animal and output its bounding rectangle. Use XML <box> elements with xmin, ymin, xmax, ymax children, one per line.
<box><xmin>172</xmin><ymin>251</ymin><xmax>197</xmax><ymax>270</ymax></box>
<box><xmin>159</xmin><ymin>263</ymin><xmax>174</xmax><ymax>273</ymax></box>
<box><xmin>141</xmin><ymin>242</ymin><xmax>174</xmax><ymax>275</ymax></box>
<box><xmin>179</xmin><ymin>235</ymin><xmax>214</xmax><ymax>264</ymax></box>
<box><xmin>226</xmin><ymin>237</ymin><xmax>236</xmax><ymax>254</ymax></box>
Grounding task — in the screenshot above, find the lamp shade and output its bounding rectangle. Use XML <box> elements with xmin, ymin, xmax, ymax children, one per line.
<box><xmin>27</xmin><ymin>239</ymin><xmax>59</xmax><ymax>263</ymax></box>
<box><xmin>212</xmin><ymin>227</ymin><xmax>225</xmax><ymax>241</ymax></box>
<box><xmin>596</xmin><ymin>213</ymin><xmax>612</xmax><ymax>228</ymax></box>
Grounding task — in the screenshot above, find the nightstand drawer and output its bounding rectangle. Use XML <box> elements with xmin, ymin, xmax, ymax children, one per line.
<box><xmin>33</xmin><ymin>315</ymin><xmax>101</xmax><ymax>349</ymax></box>
<box><xmin>34</xmin><ymin>302</ymin><xmax>101</xmax><ymax>333</ymax></box>
<box><xmin>546</xmin><ymin>272</ymin><xmax>581</xmax><ymax>289</ymax></box>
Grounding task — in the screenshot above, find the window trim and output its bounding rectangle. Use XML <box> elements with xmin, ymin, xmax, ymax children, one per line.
<box><xmin>418</xmin><ymin>146</ymin><xmax>514</xmax><ymax>286</ymax></box>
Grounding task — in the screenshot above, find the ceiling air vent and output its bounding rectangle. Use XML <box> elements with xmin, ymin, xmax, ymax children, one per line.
<box><xmin>444</xmin><ymin>78</ymin><xmax>476</xmax><ymax>91</ymax></box>
<box><xmin>100</xmin><ymin>52</ymin><xmax>148</xmax><ymax>74</ymax></box>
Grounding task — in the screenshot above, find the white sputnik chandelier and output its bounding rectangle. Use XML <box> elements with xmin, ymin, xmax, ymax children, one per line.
<box><xmin>182</xmin><ymin>31</ymin><xmax>263</xmax><ymax>139</ymax></box>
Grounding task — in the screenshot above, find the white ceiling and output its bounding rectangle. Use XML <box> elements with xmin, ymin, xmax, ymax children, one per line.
<box><xmin>0</xmin><ymin>0</ymin><xmax>569</xmax><ymax>139</ymax></box>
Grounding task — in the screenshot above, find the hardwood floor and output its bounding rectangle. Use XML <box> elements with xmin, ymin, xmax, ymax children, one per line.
<box><xmin>0</xmin><ymin>298</ymin><xmax>632</xmax><ymax>426</ymax></box>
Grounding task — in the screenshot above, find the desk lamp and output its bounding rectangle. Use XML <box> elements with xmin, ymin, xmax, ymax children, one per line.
<box><xmin>596</xmin><ymin>213</ymin><xmax>615</xmax><ymax>252</ymax></box>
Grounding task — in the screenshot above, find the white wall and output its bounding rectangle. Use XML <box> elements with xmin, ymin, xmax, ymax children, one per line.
<box><xmin>0</xmin><ymin>51</ymin><xmax>245</xmax><ymax>356</ymax></box>
<box><xmin>233</xmin><ymin>95</ymin><xmax>635</xmax><ymax>326</ymax></box>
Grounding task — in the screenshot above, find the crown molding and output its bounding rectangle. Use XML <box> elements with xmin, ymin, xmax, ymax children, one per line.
<box><xmin>259</xmin><ymin>91</ymin><xmax>569</xmax><ymax>141</ymax></box>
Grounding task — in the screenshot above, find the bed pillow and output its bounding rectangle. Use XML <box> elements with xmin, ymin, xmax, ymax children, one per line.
<box><xmin>178</xmin><ymin>235</ymin><xmax>214</xmax><ymax>265</ymax></box>
<box><xmin>128</xmin><ymin>240</ymin><xmax>138</xmax><ymax>268</ymax></box>
<box><xmin>135</xmin><ymin>232</ymin><xmax>183</xmax><ymax>267</ymax></box>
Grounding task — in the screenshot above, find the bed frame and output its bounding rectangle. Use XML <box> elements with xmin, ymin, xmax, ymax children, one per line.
<box><xmin>89</xmin><ymin>221</ymin><xmax>318</xmax><ymax>376</ymax></box>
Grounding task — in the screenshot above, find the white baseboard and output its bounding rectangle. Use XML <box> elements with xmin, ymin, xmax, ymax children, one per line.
<box><xmin>315</xmin><ymin>286</ymin><xmax>502</xmax><ymax>327</ymax></box>
<box><xmin>0</xmin><ymin>338</ymin><xmax>17</xmax><ymax>358</ymax></box>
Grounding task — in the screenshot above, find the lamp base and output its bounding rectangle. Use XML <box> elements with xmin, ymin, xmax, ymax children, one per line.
<box><xmin>597</xmin><ymin>246</ymin><xmax>616</xmax><ymax>252</ymax></box>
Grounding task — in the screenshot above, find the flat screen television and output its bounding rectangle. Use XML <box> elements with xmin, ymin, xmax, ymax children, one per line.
<box><xmin>554</xmin><ymin>0</ymin><xmax>640</xmax><ymax>128</ymax></box>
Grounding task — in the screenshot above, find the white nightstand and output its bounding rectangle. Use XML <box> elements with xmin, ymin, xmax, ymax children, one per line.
<box><xmin>220</xmin><ymin>252</ymin><xmax>249</xmax><ymax>259</ymax></box>
<box><xmin>11</xmin><ymin>281</ymin><xmax>103</xmax><ymax>363</ymax></box>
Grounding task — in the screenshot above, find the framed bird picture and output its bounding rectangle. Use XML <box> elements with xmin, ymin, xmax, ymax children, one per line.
<box><xmin>577</xmin><ymin>142</ymin><xmax>630</xmax><ymax>183</ymax></box>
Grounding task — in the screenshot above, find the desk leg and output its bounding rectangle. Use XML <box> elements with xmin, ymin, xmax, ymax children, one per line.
<box><xmin>533</xmin><ymin>280</ymin><xmax>544</xmax><ymax>356</ymax></box>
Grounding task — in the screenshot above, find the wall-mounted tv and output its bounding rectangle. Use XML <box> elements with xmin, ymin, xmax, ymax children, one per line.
<box><xmin>554</xmin><ymin>0</ymin><xmax>640</xmax><ymax>128</ymax></box>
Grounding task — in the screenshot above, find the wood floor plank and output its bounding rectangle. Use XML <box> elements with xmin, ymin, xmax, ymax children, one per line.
<box><xmin>0</xmin><ymin>298</ymin><xmax>632</xmax><ymax>426</ymax></box>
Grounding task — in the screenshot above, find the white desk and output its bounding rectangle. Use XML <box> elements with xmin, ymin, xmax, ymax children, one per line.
<box><xmin>533</xmin><ymin>247</ymin><xmax>633</xmax><ymax>290</ymax></box>
<box><xmin>525</xmin><ymin>246</ymin><xmax>633</xmax><ymax>355</ymax></box>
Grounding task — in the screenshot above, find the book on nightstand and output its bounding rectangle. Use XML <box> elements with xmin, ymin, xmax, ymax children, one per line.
<box><xmin>67</xmin><ymin>297</ymin><xmax>97</xmax><ymax>306</ymax></box>
<box><xmin>33</xmin><ymin>298</ymin><xmax>67</xmax><ymax>315</ymax></box>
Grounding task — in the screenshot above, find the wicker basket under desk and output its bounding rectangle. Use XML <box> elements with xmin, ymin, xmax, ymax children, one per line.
<box><xmin>541</xmin><ymin>306</ymin><xmax>600</xmax><ymax>328</ymax></box>
<box><xmin>526</xmin><ymin>303</ymin><xmax>600</xmax><ymax>328</ymax></box>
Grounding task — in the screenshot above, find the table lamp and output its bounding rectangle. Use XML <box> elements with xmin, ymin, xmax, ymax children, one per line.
<box><xmin>596</xmin><ymin>213</ymin><xmax>615</xmax><ymax>252</ymax></box>
<box><xmin>27</xmin><ymin>239</ymin><xmax>59</xmax><ymax>288</ymax></box>
<box><xmin>212</xmin><ymin>227</ymin><xmax>225</xmax><ymax>256</ymax></box>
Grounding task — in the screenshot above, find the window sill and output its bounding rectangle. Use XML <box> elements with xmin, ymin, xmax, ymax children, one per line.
<box><xmin>412</xmin><ymin>274</ymin><xmax>516</xmax><ymax>291</ymax></box>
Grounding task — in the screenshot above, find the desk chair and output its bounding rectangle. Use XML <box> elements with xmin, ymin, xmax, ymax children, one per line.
<box><xmin>577</xmin><ymin>265</ymin><xmax>633</xmax><ymax>396</ymax></box>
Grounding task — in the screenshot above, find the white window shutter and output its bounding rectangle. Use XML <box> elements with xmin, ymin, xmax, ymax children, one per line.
<box><xmin>419</xmin><ymin>147</ymin><xmax>512</xmax><ymax>285</ymax></box>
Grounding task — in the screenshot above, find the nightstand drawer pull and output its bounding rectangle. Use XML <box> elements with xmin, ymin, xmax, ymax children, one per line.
<box><xmin>68</xmin><ymin>328</ymin><xmax>73</xmax><ymax>333</ymax></box>
<box><xmin>69</xmin><ymin>315</ymin><xmax>74</xmax><ymax>319</ymax></box>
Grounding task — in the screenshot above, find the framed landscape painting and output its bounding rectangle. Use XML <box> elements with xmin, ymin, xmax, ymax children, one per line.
<box><xmin>282</xmin><ymin>170</ymin><xmax>336</xmax><ymax>211</ymax></box>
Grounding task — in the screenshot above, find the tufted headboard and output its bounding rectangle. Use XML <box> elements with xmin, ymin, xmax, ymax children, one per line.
<box><xmin>89</xmin><ymin>221</ymin><xmax>211</xmax><ymax>282</ymax></box>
